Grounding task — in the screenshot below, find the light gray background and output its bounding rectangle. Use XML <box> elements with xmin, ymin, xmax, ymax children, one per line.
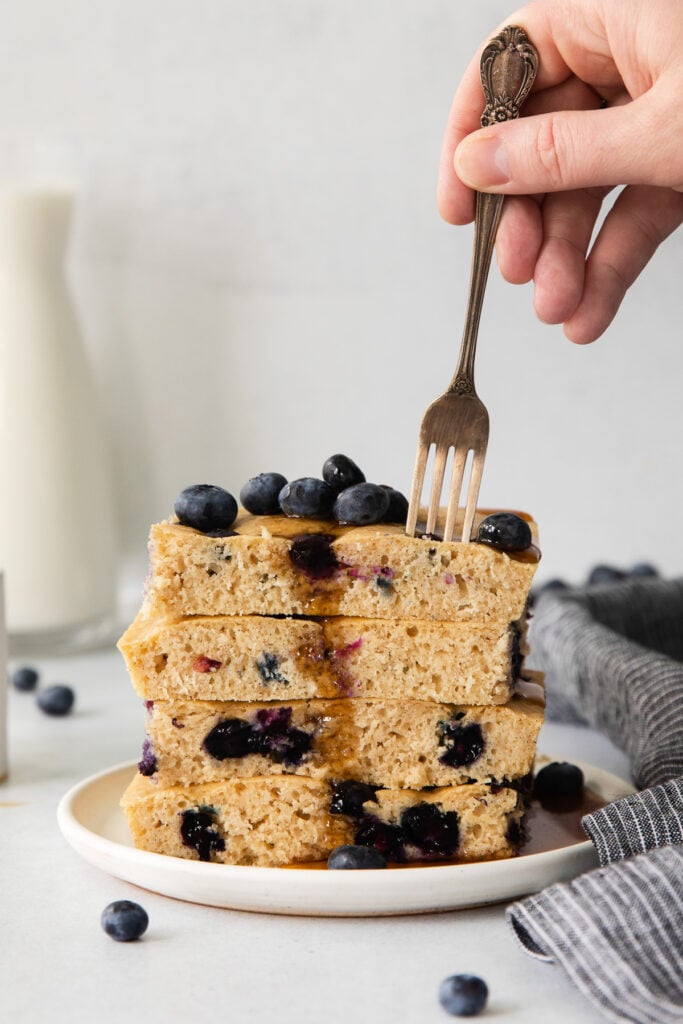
<box><xmin>2</xmin><ymin>0</ymin><xmax>681</xmax><ymax>591</ymax></box>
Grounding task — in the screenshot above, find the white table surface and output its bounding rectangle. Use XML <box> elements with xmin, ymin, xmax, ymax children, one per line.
<box><xmin>1</xmin><ymin>644</ymin><xmax>632</xmax><ymax>1024</ymax></box>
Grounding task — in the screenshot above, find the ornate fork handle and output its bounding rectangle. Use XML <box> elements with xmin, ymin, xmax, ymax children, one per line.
<box><xmin>448</xmin><ymin>26</ymin><xmax>539</xmax><ymax>396</ymax></box>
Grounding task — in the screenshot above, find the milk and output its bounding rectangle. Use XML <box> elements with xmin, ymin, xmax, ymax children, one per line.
<box><xmin>0</xmin><ymin>185</ymin><xmax>117</xmax><ymax>650</ymax></box>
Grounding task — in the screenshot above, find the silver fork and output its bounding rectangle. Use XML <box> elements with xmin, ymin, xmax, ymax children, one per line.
<box><xmin>406</xmin><ymin>25</ymin><xmax>538</xmax><ymax>543</ymax></box>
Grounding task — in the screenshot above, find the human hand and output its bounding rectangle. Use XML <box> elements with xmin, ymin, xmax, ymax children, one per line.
<box><xmin>438</xmin><ymin>0</ymin><xmax>683</xmax><ymax>343</ymax></box>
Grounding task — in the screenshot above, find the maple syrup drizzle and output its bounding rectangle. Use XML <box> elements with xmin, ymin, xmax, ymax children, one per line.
<box><xmin>173</xmin><ymin>508</ymin><xmax>541</xmax><ymax>564</ymax></box>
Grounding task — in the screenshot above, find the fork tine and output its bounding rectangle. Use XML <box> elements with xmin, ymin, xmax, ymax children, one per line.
<box><xmin>406</xmin><ymin>442</ymin><xmax>430</xmax><ymax>537</ymax></box>
<box><xmin>426</xmin><ymin>445</ymin><xmax>449</xmax><ymax>536</ymax></box>
<box><xmin>461</xmin><ymin>448</ymin><xmax>486</xmax><ymax>543</ymax></box>
<box><xmin>443</xmin><ymin>447</ymin><xmax>468</xmax><ymax>542</ymax></box>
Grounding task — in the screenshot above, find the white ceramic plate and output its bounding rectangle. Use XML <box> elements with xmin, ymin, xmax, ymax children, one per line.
<box><xmin>57</xmin><ymin>759</ymin><xmax>633</xmax><ymax>917</ymax></box>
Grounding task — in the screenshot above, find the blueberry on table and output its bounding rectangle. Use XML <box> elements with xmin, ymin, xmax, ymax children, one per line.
<box><xmin>101</xmin><ymin>900</ymin><xmax>149</xmax><ymax>942</ymax></box>
<box><xmin>438</xmin><ymin>974</ymin><xmax>488</xmax><ymax>1017</ymax></box>
<box><xmin>11</xmin><ymin>665</ymin><xmax>39</xmax><ymax>692</ymax></box>
<box><xmin>475</xmin><ymin>513</ymin><xmax>531</xmax><ymax>552</ymax></box>
<box><xmin>322</xmin><ymin>454</ymin><xmax>365</xmax><ymax>492</ymax></box>
<box><xmin>333</xmin><ymin>483</ymin><xmax>390</xmax><ymax>526</ymax></box>
<box><xmin>279</xmin><ymin>478</ymin><xmax>336</xmax><ymax>518</ymax></box>
<box><xmin>36</xmin><ymin>684</ymin><xmax>74</xmax><ymax>716</ymax></box>
<box><xmin>174</xmin><ymin>484</ymin><xmax>238</xmax><ymax>533</ymax></box>
<box><xmin>240</xmin><ymin>472</ymin><xmax>288</xmax><ymax>515</ymax></box>
<box><xmin>327</xmin><ymin>844</ymin><xmax>387</xmax><ymax>869</ymax></box>
<box><xmin>533</xmin><ymin>761</ymin><xmax>585</xmax><ymax>811</ymax></box>
<box><xmin>380</xmin><ymin>485</ymin><xmax>409</xmax><ymax>525</ymax></box>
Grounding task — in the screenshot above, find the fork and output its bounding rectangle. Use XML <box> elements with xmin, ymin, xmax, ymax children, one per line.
<box><xmin>406</xmin><ymin>25</ymin><xmax>538</xmax><ymax>543</ymax></box>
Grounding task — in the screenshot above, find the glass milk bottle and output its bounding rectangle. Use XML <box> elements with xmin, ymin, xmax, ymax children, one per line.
<box><xmin>0</xmin><ymin>184</ymin><xmax>117</xmax><ymax>653</ymax></box>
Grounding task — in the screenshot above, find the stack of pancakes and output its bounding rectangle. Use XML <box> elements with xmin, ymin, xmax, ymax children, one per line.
<box><xmin>119</xmin><ymin>508</ymin><xmax>543</xmax><ymax>867</ymax></box>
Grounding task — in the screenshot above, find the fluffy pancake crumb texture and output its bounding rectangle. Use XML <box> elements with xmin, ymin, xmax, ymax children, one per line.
<box><xmin>119</xmin><ymin>507</ymin><xmax>542</xmax><ymax>867</ymax></box>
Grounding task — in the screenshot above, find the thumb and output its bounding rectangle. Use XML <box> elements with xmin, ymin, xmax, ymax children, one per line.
<box><xmin>453</xmin><ymin>97</ymin><xmax>673</xmax><ymax>193</ymax></box>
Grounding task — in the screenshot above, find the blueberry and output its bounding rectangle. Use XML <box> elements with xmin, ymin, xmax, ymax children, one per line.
<box><xmin>533</xmin><ymin>761</ymin><xmax>584</xmax><ymax>811</ymax></box>
<box><xmin>476</xmin><ymin>513</ymin><xmax>531</xmax><ymax>552</ymax></box>
<box><xmin>252</xmin><ymin>707</ymin><xmax>293</xmax><ymax>732</ymax></box>
<box><xmin>203</xmin><ymin>710</ymin><xmax>312</xmax><ymax>767</ymax></box>
<box><xmin>506</xmin><ymin>817</ymin><xmax>524</xmax><ymax>847</ymax></box>
<box><xmin>279</xmin><ymin>478</ymin><xmax>335</xmax><ymax>518</ymax></box>
<box><xmin>174</xmin><ymin>484</ymin><xmax>238</xmax><ymax>533</ymax></box>
<box><xmin>322</xmin><ymin>454</ymin><xmax>365</xmax><ymax>492</ymax></box>
<box><xmin>630</xmin><ymin>562</ymin><xmax>659</xmax><ymax>579</ymax></box>
<box><xmin>240</xmin><ymin>473</ymin><xmax>288</xmax><ymax>515</ymax></box>
<box><xmin>327</xmin><ymin>844</ymin><xmax>387</xmax><ymax>869</ymax></box>
<box><xmin>256</xmin><ymin>652</ymin><xmax>288</xmax><ymax>685</ymax></box>
<box><xmin>289</xmin><ymin>534</ymin><xmax>339</xmax><ymax>580</ymax></box>
<box><xmin>353</xmin><ymin>817</ymin><xmax>405</xmax><ymax>861</ymax></box>
<box><xmin>438</xmin><ymin>974</ymin><xmax>488</xmax><ymax>1017</ymax></box>
<box><xmin>180</xmin><ymin>808</ymin><xmax>225</xmax><ymax>862</ymax></box>
<box><xmin>137</xmin><ymin>737</ymin><xmax>158</xmax><ymax>776</ymax></box>
<box><xmin>101</xmin><ymin>900</ymin><xmax>149</xmax><ymax>942</ymax></box>
<box><xmin>203</xmin><ymin>528</ymin><xmax>239</xmax><ymax>538</ymax></box>
<box><xmin>251</xmin><ymin>707</ymin><xmax>312</xmax><ymax>766</ymax></box>
<box><xmin>36</xmin><ymin>684</ymin><xmax>74</xmax><ymax>717</ymax></box>
<box><xmin>399</xmin><ymin>804</ymin><xmax>460</xmax><ymax>859</ymax></box>
<box><xmin>203</xmin><ymin>718</ymin><xmax>254</xmax><ymax>759</ymax></box>
<box><xmin>333</xmin><ymin>483</ymin><xmax>390</xmax><ymax>526</ymax></box>
<box><xmin>380</xmin><ymin>485</ymin><xmax>409</xmax><ymax>525</ymax></box>
<box><xmin>438</xmin><ymin>721</ymin><xmax>485</xmax><ymax>768</ymax></box>
<box><xmin>267</xmin><ymin>727</ymin><xmax>312</xmax><ymax>765</ymax></box>
<box><xmin>375</xmin><ymin>573</ymin><xmax>393</xmax><ymax>593</ymax></box>
<box><xmin>11</xmin><ymin>665</ymin><xmax>39</xmax><ymax>692</ymax></box>
<box><xmin>329</xmin><ymin>780</ymin><xmax>379</xmax><ymax>817</ymax></box>
<box><xmin>587</xmin><ymin>564</ymin><xmax>626</xmax><ymax>585</ymax></box>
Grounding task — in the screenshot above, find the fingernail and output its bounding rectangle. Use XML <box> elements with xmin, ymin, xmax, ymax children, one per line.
<box><xmin>454</xmin><ymin>134</ymin><xmax>511</xmax><ymax>188</ymax></box>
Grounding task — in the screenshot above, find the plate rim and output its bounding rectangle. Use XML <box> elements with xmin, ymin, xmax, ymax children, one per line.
<box><xmin>57</xmin><ymin>758</ymin><xmax>634</xmax><ymax>915</ymax></box>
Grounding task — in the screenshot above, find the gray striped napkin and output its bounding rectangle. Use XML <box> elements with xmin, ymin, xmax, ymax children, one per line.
<box><xmin>507</xmin><ymin>579</ymin><xmax>683</xmax><ymax>1024</ymax></box>
<box><xmin>508</xmin><ymin>845</ymin><xmax>683</xmax><ymax>1024</ymax></box>
<box><xmin>527</xmin><ymin>577</ymin><xmax>683</xmax><ymax>787</ymax></box>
